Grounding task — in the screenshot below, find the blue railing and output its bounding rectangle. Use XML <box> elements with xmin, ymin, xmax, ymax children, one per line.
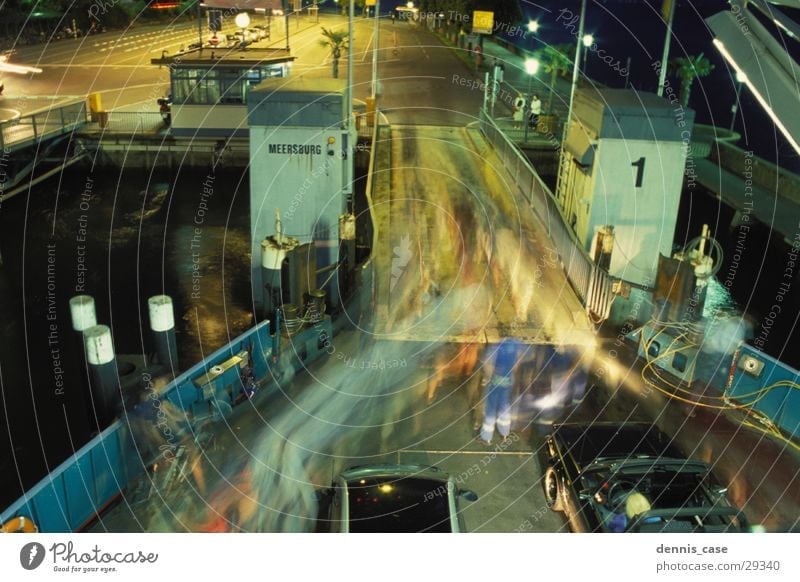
<box><xmin>725</xmin><ymin>344</ymin><xmax>800</xmax><ymax>440</ymax></box>
<box><xmin>0</xmin><ymin>318</ymin><xmax>331</xmax><ymax>532</ymax></box>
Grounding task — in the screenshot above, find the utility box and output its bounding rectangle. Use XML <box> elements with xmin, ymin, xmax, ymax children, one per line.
<box><xmin>88</xmin><ymin>93</ymin><xmax>104</xmax><ymax>123</ymax></box>
<box><xmin>248</xmin><ymin>77</ymin><xmax>355</xmax><ymax>310</ymax></box>
<box><xmin>557</xmin><ymin>88</ymin><xmax>694</xmax><ymax>325</ymax></box>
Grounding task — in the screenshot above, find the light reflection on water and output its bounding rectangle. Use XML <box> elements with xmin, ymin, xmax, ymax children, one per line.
<box><xmin>0</xmin><ymin>162</ymin><xmax>253</xmax><ymax>507</ymax></box>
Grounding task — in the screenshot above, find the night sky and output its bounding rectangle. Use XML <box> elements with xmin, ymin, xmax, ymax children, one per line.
<box><xmin>509</xmin><ymin>0</ymin><xmax>800</xmax><ymax>172</ymax></box>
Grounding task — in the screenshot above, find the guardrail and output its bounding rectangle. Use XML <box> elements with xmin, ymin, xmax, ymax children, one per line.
<box><xmin>0</xmin><ymin>100</ymin><xmax>88</xmax><ymax>152</ymax></box>
<box><xmin>93</xmin><ymin>111</ymin><xmax>165</xmax><ymax>134</ymax></box>
<box><xmin>0</xmin><ymin>318</ymin><xmax>331</xmax><ymax>532</ymax></box>
<box><xmin>478</xmin><ymin>108</ymin><xmax>613</xmax><ymax>322</ymax></box>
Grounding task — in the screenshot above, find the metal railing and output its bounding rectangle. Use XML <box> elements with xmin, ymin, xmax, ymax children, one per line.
<box><xmin>91</xmin><ymin>111</ymin><xmax>164</xmax><ymax>134</ymax></box>
<box><xmin>0</xmin><ymin>100</ymin><xmax>88</xmax><ymax>152</ymax></box>
<box><xmin>478</xmin><ymin>108</ymin><xmax>613</xmax><ymax>322</ymax></box>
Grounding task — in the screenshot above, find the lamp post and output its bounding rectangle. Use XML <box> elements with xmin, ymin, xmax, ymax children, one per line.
<box><xmin>582</xmin><ymin>34</ymin><xmax>593</xmax><ymax>74</ymax></box>
<box><xmin>372</xmin><ymin>0</ymin><xmax>380</xmax><ymax>98</ymax></box>
<box><xmin>730</xmin><ymin>70</ymin><xmax>746</xmax><ymax>131</ymax></box>
<box><xmin>560</xmin><ymin>0</ymin><xmax>587</xmax><ymax>197</ymax></box>
<box><xmin>235</xmin><ymin>12</ymin><xmax>250</xmax><ymax>50</ymax></box>
<box><xmin>527</xmin><ymin>20</ymin><xmax>539</xmax><ymax>52</ymax></box>
<box><xmin>524</xmin><ymin>57</ymin><xmax>540</xmax><ymax>143</ymax></box>
<box><xmin>284</xmin><ymin>1</ymin><xmax>290</xmax><ymax>51</ymax></box>
<box><xmin>567</xmin><ymin>0</ymin><xmax>587</xmax><ymax>135</ymax></box>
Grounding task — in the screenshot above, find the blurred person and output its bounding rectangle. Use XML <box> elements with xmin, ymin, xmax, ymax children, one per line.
<box><xmin>479</xmin><ymin>227</ymin><xmax>535</xmax><ymax>324</ymax></box>
<box><xmin>528</xmin><ymin>94</ymin><xmax>542</xmax><ymax>131</ymax></box>
<box><xmin>597</xmin><ymin>490</ymin><xmax>654</xmax><ymax>532</ymax></box>
<box><xmin>426</xmin><ymin>342</ymin><xmax>481</xmax><ymax>404</ymax></box>
<box><xmin>478</xmin><ymin>335</ymin><xmax>524</xmax><ymax>444</ymax></box>
<box><xmin>513</xmin><ymin>95</ymin><xmax>526</xmax><ymax>129</ymax></box>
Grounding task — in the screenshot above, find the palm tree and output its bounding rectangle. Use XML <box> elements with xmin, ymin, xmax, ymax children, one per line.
<box><xmin>533</xmin><ymin>44</ymin><xmax>574</xmax><ymax>114</ymax></box>
<box><xmin>319</xmin><ymin>27</ymin><xmax>349</xmax><ymax>79</ymax></box>
<box><xmin>669</xmin><ymin>53</ymin><xmax>715</xmax><ymax>107</ymax></box>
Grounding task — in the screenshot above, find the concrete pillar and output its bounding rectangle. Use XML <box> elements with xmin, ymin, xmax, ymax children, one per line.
<box><xmin>84</xmin><ymin>325</ymin><xmax>119</xmax><ymax>426</ymax></box>
<box><xmin>148</xmin><ymin>295</ymin><xmax>178</xmax><ymax>370</ymax></box>
<box><xmin>69</xmin><ymin>295</ymin><xmax>97</xmax><ymax>332</ymax></box>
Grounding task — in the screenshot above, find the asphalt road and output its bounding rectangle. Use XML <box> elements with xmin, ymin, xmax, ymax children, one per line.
<box><xmin>1</xmin><ymin>14</ymin><xmax>485</xmax><ymax>126</ymax></box>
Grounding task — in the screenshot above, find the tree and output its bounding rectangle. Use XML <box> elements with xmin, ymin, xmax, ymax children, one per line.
<box><xmin>319</xmin><ymin>27</ymin><xmax>349</xmax><ymax>79</ymax></box>
<box><xmin>669</xmin><ymin>53</ymin><xmax>715</xmax><ymax>107</ymax></box>
<box><xmin>533</xmin><ymin>44</ymin><xmax>574</xmax><ymax>114</ymax></box>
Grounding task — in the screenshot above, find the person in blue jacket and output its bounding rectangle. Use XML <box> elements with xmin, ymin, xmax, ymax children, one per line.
<box><xmin>478</xmin><ymin>335</ymin><xmax>524</xmax><ymax>445</ymax></box>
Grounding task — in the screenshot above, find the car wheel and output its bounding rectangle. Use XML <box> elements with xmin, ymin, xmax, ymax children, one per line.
<box><xmin>544</xmin><ymin>466</ymin><xmax>564</xmax><ymax>511</ymax></box>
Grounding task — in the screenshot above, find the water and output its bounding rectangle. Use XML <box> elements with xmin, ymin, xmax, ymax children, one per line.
<box><xmin>0</xmin><ymin>159</ymin><xmax>254</xmax><ymax>508</ymax></box>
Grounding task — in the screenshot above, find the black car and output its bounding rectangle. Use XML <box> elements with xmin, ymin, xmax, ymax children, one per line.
<box><xmin>317</xmin><ymin>464</ymin><xmax>478</xmax><ymax>532</ymax></box>
<box><xmin>542</xmin><ymin>422</ymin><xmax>748</xmax><ymax>532</ymax></box>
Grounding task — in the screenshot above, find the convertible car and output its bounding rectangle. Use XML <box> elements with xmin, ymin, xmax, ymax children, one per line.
<box><xmin>542</xmin><ymin>422</ymin><xmax>749</xmax><ymax>532</ymax></box>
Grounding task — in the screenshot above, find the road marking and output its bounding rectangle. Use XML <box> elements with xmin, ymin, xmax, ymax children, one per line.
<box><xmin>362</xmin><ymin>30</ymin><xmax>374</xmax><ymax>62</ymax></box>
<box><xmin>399</xmin><ymin>449</ymin><xmax>533</xmax><ymax>456</ymax></box>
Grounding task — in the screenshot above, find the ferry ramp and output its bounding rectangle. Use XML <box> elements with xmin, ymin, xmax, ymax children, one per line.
<box><xmin>370</xmin><ymin>123</ymin><xmax>595</xmax><ymax>347</ymax></box>
<box><xmin>86</xmin><ymin>329</ymin><xmax>567</xmax><ymax>533</ymax></box>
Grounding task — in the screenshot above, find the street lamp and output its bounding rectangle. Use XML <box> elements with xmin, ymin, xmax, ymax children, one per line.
<box><xmin>235</xmin><ymin>12</ymin><xmax>250</xmax><ymax>49</ymax></box>
<box><xmin>582</xmin><ymin>34</ymin><xmax>594</xmax><ymax>73</ymax></box>
<box><xmin>524</xmin><ymin>57</ymin><xmax>540</xmax><ymax>93</ymax></box>
<box><xmin>527</xmin><ymin>20</ymin><xmax>539</xmax><ymax>33</ymax></box>
<box><xmin>730</xmin><ymin>69</ymin><xmax>747</xmax><ymax>131</ymax></box>
<box><xmin>524</xmin><ymin>58</ymin><xmax>540</xmax><ymax>143</ymax></box>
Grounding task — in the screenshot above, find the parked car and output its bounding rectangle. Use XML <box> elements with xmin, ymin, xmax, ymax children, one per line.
<box><xmin>249</xmin><ymin>27</ymin><xmax>266</xmax><ymax>41</ymax></box>
<box><xmin>542</xmin><ymin>421</ymin><xmax>749</xmax><ymax>532</ymax></box>
<box><xmin>317</xmin><ymin>464</ymin><xmax>477</xmax><ymax>532</ymax></box>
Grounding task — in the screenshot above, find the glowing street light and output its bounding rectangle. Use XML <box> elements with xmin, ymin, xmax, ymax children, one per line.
<box><xmin>730</xmin><ymin>69</ymin><xmax>747</xmax><ymax>131</ymax></box>
<box><xmin>235</xmin><ymin>12</ymin><xmax>250</xmax><ymax>49</ymax></box>
<box><xmin>527</xmin><ymin>20</ymin><xmax>539</xmax><ymax>33</ymax></box>
<box><xmin>524</xmin><ymin>57</ymin><xmax>540</xmax><ymax>77</ymax></box>
<box><xmin>581</xmin><ymin>34</ymin><xmax>594</xmax><ymax>72</ymax></box>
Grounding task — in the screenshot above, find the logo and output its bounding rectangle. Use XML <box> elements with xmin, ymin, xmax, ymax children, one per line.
<box><xmin>390</xmin><ymin>234</ymin><xmax>413</xmax><ymax>291</ymax></box>
<box><xmin>20</xmin><ymin>542</ymin><xmax>46</xmax><ymax>570</ymax></box>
